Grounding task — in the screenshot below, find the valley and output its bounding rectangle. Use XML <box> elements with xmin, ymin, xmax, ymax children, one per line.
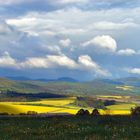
<box><xmin>0</xmin><ymin>77</ymin><xmax>140</xmax><ymax>116</ymax></box>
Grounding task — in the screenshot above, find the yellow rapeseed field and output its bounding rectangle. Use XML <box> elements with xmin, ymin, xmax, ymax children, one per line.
<box><xmin>0</xmin><ymin>97</ymin><xmax>136</xmax><ymax>115</ymax></box>
<box><xmin>0</xmin><ymin>97</ymin><xmax>81</xmax><ymax>114</ymax></box>
<box><xmin>116</xmin><ymin>85</ymin><xmax>134</xmax><ymax>91</ymax></box>
<box><xmin>30</xmin><ymin>97</ymin><xmax>76</xmax><ymax>106</ymax></box>
<box><xmin>97</xmin><ymin>95</ymin><xmax>123</xmax><ymax>99</ymax></box>
<box><xmin>106</xmin><ymin>103</ymin><xmax>136</xmax><ymax>110</ymax></box>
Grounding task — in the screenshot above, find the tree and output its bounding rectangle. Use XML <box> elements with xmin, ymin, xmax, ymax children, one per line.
<box><xmin>91</xmin><ymin>109</ymin><xmax>100</xmax><ymax>116</ymax></box>
<box><xmin>76</xmin><ymin>109</ymin><xmax>90</xmax><ymax>116</ymax></box>
<box><xmin>85</xmin><ymin>110</ymin><xmax>90</xmax><ymax>115</ymax></box>
<box><xmin>131</xmin><ymin>107</ymin><xmax>140</xmax><ymax>116</ymax></box>
<box><xmin>104</xmin><ymin>100</ymin><xmax>116</xmax><ymax>106</ymax></box>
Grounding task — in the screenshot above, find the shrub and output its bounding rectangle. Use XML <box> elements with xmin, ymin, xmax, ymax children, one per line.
<box><xmin>27</xmin><ymin>111</ymin><xmax>38</xmax><ymax>115</ymax></box>
<box><xmin>104</xmin><ymin>100</ymin><xmax>116</xmax><ymax>106</ymax></box>
<box><xmin>76</xmin><ymin>109</ymin><xmax>90</xmax><ymax>116</ymax></box>
<box><xmin>91</xmin><ymin>109</ymin><xmax>100</xmax><ymax>116</ymax></box>
<box><xmin>85</xmin><ymin>110</ymin><xmax>90</xmax><ymax>115</ymax></box>
<box><xmin>131</xmin><ymin>106</ymin><xmax>140</xmax><ymax>116</ymax></box>
<box><xmin>19</xmin><ymin>113</ymin><xmax>26</xmax><ymax>115</ymax></box>
<box><xmin>0</xmin><ymin>112</ymin><xmax>9</xmax><ymax>115</ymax></box>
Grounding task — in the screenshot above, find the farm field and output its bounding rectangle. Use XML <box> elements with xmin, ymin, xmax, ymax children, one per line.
<box><xmin>0</xmin><ymin>116</ymin><xmax>140</xmax><ymax>140</ymax></box>
<box><xmin>0</xmin><ymin>97</ymin><xmax>137</xmax><ymax>115</ymax></box>
<box><xmin>105</xmin><ymin>103</ymin><xmax>136</xmax><ymax>115</ymax></box>
<box><xmin>116</xmin><ymin>85</ymin><xmax>134</xmax><ymax>91</ymax></box>
<box><xmin>0</xmin><ymin>97</ymin><xmax>92</xmax><ymax>115</ymax></box>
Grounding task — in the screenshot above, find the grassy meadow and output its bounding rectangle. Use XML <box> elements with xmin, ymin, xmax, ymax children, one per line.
<box><xmin>0</xmin><ymin>116</ymin><xmax>140</xmax><ymax>140</ymax></box>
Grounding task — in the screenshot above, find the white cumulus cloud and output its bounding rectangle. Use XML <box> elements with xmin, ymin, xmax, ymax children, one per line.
<box><xmin>0</xmin><ymin>52</ymin><xmax>110</xmax><ymax>76</ymax></box>
<box><xmin>126</xmin><ymin>68</ymin><xmax>140</xmax><ymax>75</ymax></box>
<box><xmin>82</xmin><ymin>35</ymin><xmax>117</xmax><ymax>53</ymax></box>
<box><xmin>78</xmin><ymin>55</ymin><xmax>110</xmax><ymax>76</ymax></box>
<box><xmin>20</xmin><ymin>54</ymin><xmax>77</xmax><ymax>69</ymax></box>
<box><xmin>117</xmin><ymin>49</ymin><xmax>136</xmax><ymax>56</ymax></box>
<box><xmin>0</xmin><ymin>52</ymin><xmax>17</xmax><ymax>67</ymax></box>
<box><xmin>92</xmin><ymin>21</ymin><xmax>138</xmax><ymax>30</ymax></box>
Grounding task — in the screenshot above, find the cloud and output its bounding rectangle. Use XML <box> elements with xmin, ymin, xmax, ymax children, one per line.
<box><xmin>6</xmin><ymin>7</ymin><xmax>139</xmax><ymax>39</ymax></box>
<box><xmin>20</xmin><ymin>54</ymin><xmax>78</xmax><ymax>69</ymax></box>
<box><xmin>59</xmin><ymin>39</ymin><xmax>71</xmax><ymax>47</ymax></box>
<box><xmin>78</xmin><ymin>55</ymin><xmax>110</xmax><ymax>76</ymax></box>
<box><xmin>21</xmin><ymin>54</ymin><xmax>110</xmax><ymax>76</ymax></box>
<box><xmin>0</xmin><ymin>51</ymin><xmax>110</xmax><ymax>76</ymax></box>
<box><xmin>117</xmin><ymin>49</ymin><xmax>136</xmax><ymax>56</ymax></box>
<box><xmin>0</xmin><ymin>0</ymin><xmax>24</xmax><ymax>5</ymax></box>
<box><xmin>91</xmin><ymin>21</ymin><xmax>138</xmax><ymax>30</ymax></box>
<box><xmin>41</xmin><ymin>45</ymin><xmax>62</xmax><ymax>55</ymax></box>
<box><xmin>0</xmin><ymin>52</ymin><xmax>17</xmax><ymax>67</ymax></box>
<box><xmin>49</xmin><ymin>0</ymin><xmax>89</xmax><ymax>5</ymax></box>
<box><xmin>126</xmin><ymin>68</ymin><xmax>140</xmax><ymax>75</ymax></box>
<box><xmin>1</xmin><ymin>4</ymin><xmax>140</xmax><ymax>79</ymax></box>
<box><xmin>0</xmin><ymin>0</ymin><xmax>89</xmax><ymax>6</ymax></box>
<box><xmin>24</xmin><ymin>55</ymin><xmax>111</xmax><ymax>76</ymax></box>
<box><xmin>0</xmin><ymin>21</ymin><xmax>13</xmax><ymax>34</ymax></box>
<box><xmin>19</xmin><ymin>54</ymin><xmax>109</xmax><ymax>76</ymax></box>
<box><xmin>1</xmin><ymin>0</ymin><xmax>139</xmax><ymax>9</ymax></box>
<box><xmin>82</xmin><ymin>35</ymin><xmax>138</xmax><ymax>56</ymax></box>
<box><xmin>0</xmin><ymin>52</ymin><xmax>78</xmax><ymax>69</ymax></box>
<box><xmin>82</xmin><ymin>35</ymin><xmax>117</xmax><ymax>53</ymax></box>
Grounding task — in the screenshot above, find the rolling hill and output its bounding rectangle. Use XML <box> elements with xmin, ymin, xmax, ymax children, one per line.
<box><xmin>0</xmin><ymin>77</ymin><xmax>140</xmax><ymax>99</ymax></box>
<box><xmin>6</xmin><ymin>76</ymin><xmax>78</xmax><ymax>82</ymax></box>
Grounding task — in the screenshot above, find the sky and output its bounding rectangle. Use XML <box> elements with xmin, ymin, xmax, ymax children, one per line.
<box><xmin>0</xmin><ymin>0</ymin><xmax>140</xmax><ymax>81</ymax></box>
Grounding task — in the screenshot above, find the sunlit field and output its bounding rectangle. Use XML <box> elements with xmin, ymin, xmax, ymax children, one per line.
<box><xmin>0</xmin><ymin>97</ymin><xmax>92</xmax><ymax>115</ymax></box>
<box><xmin>0</xmin><ymin>97</ymin><xmax>137</xmax><ymax>115</ymax></box>
<box><xmin>97</xmin><ymin>95</ymin><xmax>131</xmax><ymax>99</ymax></box>
<box><xmin>116</xmin><ymin>85</ymin><xmax>134</xmax><ymax>91</ymax></box>
<box><xmin>106</xmin><ymin>103</ymin><xmax>136</xmax><ymax>110</ymax></box>
<box><xmin>97</xmin><ymin>95</ymin><xmax>123</xmax><ymax>99</ymax></box>
<box><xmin>0</xmin><ymin>97</ymin><xmax>80</xmax><ymax>114</ymax></box>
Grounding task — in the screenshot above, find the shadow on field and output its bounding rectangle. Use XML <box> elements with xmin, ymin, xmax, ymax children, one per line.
<box><xmin>0</xmin><ymin>104</ymin><xmax>20</xmax><ymax>115</ymax></box>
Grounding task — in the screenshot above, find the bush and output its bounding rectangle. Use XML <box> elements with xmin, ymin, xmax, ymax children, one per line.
<box><xmin>27</xmin><ymin>111</ymin><xmax>38</xmax><ymax>115</ymax></box>
<box><xmin>76</xmin><ymin>109</ymin><xmax>90</xmax><ymax>116</ymax></box>
<box><xmin>131</xmin><ymin>106</ymin><xmax>140</xmax><ymax>116</ymax></box>
<box><xmin>91</xmin><ymin>109</ymin><xmax>100</xmax><ymax>116</ymax></box>
<box><xmin>19</xmin><ymin>113</ymin><xmax>26</xmax><ymax>115</ymax></box>
<box><xmin>104</xmin><ymin>100</ymin><xmax>116</xmax><ymax>106</ymax></box>
<box><xmin>0</xmin><ymin>112</ymin><xmax>9</xmax><ymax>115</ymax></box>
<box><xmin>85</xmin><ymin>110</ymin><xmax>90</xmax><ymax>115</ymax></box>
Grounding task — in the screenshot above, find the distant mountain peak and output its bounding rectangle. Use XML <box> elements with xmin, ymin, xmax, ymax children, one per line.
<box><xmin>57</xmin><ymin>77</ymin><xmax>78</xmax><ymax>82</ymax></box>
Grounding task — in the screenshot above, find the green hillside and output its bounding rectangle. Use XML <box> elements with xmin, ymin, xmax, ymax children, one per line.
<box><xmin>0</xmin><ymin>77</ymin><xmax>140</xmax><ymax>99</ymax></box>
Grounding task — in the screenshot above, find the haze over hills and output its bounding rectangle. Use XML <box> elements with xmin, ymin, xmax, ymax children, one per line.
<box><xmin>6</xmin><ymin>76</ymin><xmax>140</xmax><ymax>85</ymax></box>
<box><xmin>6</xmin><ymin>76</ymin><xmax>78</xmax><ymax>82</ymax></box>
<box><xmin>92</xmin><ymin>77</ymin><xmax>140</xmax><ymax>87</ymax></box>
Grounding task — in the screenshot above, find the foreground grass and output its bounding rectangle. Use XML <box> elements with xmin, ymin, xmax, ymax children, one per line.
<box><xmin>0</xmin><ymin>116</ymin><xmax>139</xmax><ymax>140</ymax></box>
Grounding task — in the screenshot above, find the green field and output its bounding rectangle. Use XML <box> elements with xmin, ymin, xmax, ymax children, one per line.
<box><xmin>1</xmin><ymin>77</ymin><xmax>140</xmax><ymax>98</ymax></box>
<box><xmin>0</xmin><ymin>116</ymin><xmax>139</xmax><ymax>140</ymax></box>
